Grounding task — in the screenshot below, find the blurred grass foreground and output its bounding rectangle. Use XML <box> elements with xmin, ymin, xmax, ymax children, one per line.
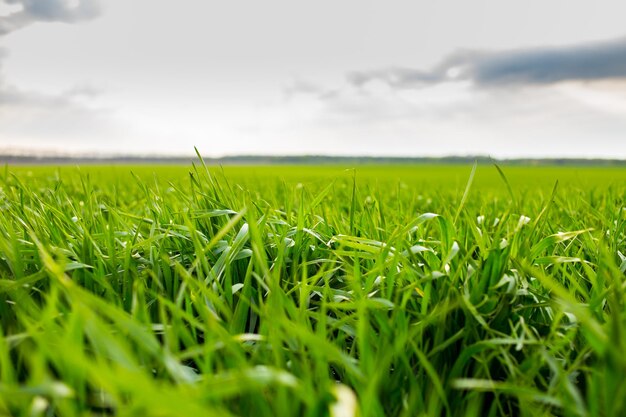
<box><xmin>0</xmin><ymin>163</ymin><xmax>625</xmax><ymax>416</ymax></box>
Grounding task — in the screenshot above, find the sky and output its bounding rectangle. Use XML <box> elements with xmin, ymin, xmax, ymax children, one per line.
<box><xmin>1</xmin><ymin>0</ymin><xmax>626</xmax><ymax>158</ymax></box>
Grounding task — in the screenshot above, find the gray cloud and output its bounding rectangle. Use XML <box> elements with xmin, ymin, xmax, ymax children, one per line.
<box><xmin>348</xmin><ymin>37</ymin><xmax>626</xmax><ymax>88</ymax></box>
<box><xmin>0</xmin><ymin>0</ymin><xmax>101</xmax><ymax>35</ymax></box>
<box><xmin>0</xmin><ymin>0</ymin><xmax>112</xmax><ymax>150</ymax></box>
<box><xmin>348</xmin><ymin>66</ymin><xmax>446</xmax><ymax>88</ymax></box>
<box><xmin>283</xmin><ymin>79</ymin><xmax>325</xmax><ymax>97</ymax></box>
<box><xmin>0</xmin><ymin>0</ymin><xmax>102</xmax><ymax>101</ymax></box>
<box><xmin>0</xmin><ymin>47</ymin><xmax>10</xmax><ymax>93</ymax></box>
<box><xmin>283</xmin><ymin>79</ymin><xmax>340</xmax><ymax>101</ymax></box>
<box><xmin>0</xmin><ymin>49</ymin><xmax>120</xmax><ymax>152</ymax></box>
<box><xmin>62</xmin><ymin>83</ymin><xmax>102</xmax><ymax>99</ymax></box>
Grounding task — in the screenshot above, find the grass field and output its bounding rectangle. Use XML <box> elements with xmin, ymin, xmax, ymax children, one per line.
<box><xmin>1</xmin><ymin>162</ymin><xmax>625</xmax><ymax>416</ymax></box>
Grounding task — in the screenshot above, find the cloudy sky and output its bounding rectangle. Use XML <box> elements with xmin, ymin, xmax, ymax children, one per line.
<box><xmin>1</xmin><ymin>0</ymin><xmax>626</xmax><ymax>158</ymax></box>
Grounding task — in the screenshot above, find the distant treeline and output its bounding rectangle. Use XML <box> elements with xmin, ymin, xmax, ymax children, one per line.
<box><xmin>1</xmin><ymin>154</ymin><xmax>625</xmax><ymax>166</ymax></box>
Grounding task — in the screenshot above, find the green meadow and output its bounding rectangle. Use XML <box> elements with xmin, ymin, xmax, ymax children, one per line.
<box><xmin>1</xmin><ymin>162</ymin><xmax>625</xmax><ymax>416</ymax></box>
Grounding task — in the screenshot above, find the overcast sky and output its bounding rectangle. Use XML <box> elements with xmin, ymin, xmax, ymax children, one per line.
<box><xmin>1</xmin><ymin>0</ymin><xmax>626</xmax><ymax>158</ymax></box>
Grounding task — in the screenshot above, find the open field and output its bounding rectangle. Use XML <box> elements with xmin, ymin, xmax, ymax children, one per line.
<box><xmin>1</xmin><ymin>163</ymin><xmax>625</xmax><ymax>416</ymax></box>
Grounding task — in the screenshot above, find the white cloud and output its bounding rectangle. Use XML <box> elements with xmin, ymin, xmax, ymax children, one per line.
<box><xmin>1</xmin><ymin>0</ymin><xmax>626</xmax><ymax>158</ymax></box>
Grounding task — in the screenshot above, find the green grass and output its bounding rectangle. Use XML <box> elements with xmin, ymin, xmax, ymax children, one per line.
<box><xmin>0</xmin><ymin>162</ymin><xmax>625</xmax><ymax>416</ymax></box>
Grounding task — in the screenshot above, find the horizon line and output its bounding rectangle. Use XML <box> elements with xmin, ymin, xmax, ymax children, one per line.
<box><xmin>1</xmin><ymin>153</ymin><xmax>625</xmax><ymax>166</ymax></box>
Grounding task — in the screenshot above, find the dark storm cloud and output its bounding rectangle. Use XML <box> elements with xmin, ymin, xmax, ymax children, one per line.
<box><xmin>0</xmin><ymin>0</ymin><xmax>101</xmax><ymax>35</ymax></box>
<box><xmin>348</xmin><ymin>37</ymin><xmax>626</xmax><ymax>88</ymax></box>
